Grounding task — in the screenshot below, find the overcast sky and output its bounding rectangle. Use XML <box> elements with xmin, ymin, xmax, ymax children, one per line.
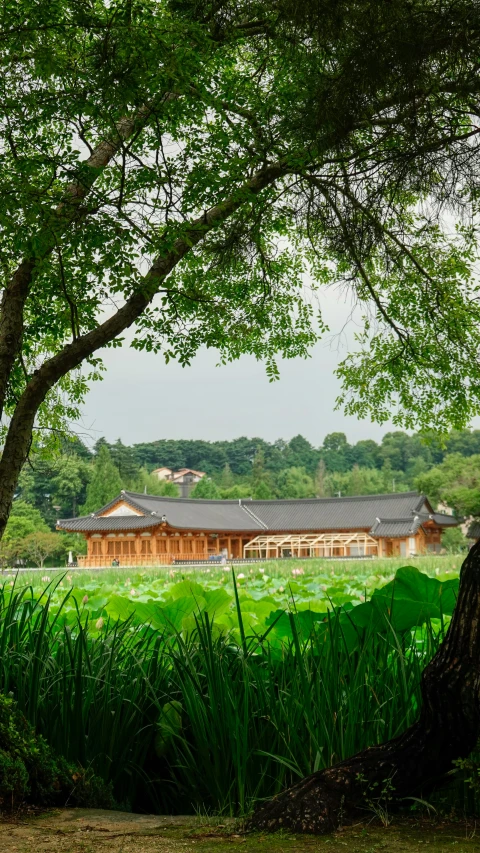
<box><xmin>78</xmin><ymin>286</ymin><xmax>478</xmax><ymax>448</ymax></box>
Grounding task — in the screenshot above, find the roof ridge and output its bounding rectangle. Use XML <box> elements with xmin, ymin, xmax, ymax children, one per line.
<box><xmin>123</xmin><ymin>490</ymin><xmax>244</xmax><ymax>505</ymax></box>
<box><xmin>240</xmin><ymin>501</ymin><xmax>268</xmax><ymax>530</ymax></box>
<box><xmin>374</xmin><ymin>515</ymin><xmax>422</xmax><ymax>522</ymax></box>
<box><xmin>122</xmin><ymin>489</ymin><xmax>423</xmax><ymax>506</ymax></box>
<box><xmin>249</xmin><ymin>491</ymin><xmax>422</xmax><ymax>505</ymax></box>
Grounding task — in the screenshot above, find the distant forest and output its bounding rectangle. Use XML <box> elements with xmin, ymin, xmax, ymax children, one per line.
<box><xmin>15</xmin><ymin>430</ymin><xmax>480</xmax><ymax>528</ymax></box>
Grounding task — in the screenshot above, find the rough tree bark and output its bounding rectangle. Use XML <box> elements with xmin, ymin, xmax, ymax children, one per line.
<box><xmin>250</xmin><ymin>541</ymin><xmax>480</xmax><ymax>834</ymax></box>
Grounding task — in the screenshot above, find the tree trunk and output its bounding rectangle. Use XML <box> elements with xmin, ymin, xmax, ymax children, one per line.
<box><xmin>250</xmin><ymin>542</ymin><xmax>480</xmax><ymax>835</ymax></box>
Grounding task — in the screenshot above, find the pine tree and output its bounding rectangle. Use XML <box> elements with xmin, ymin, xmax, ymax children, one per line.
<box><xmin>220</xmin><ymin>463</ymin><xmax>234</xmax><ymax>489</ymax></box>
<box><xmin>251</xmin><ymin>449</ymin><xmax>273</xmax><ymax>499</ymax></box>
<box><xmin>315</xmin><ymin>460</ymin><xmax>327</xmax><ymax>497</ymax></box>
<box><xmin>80</xmin><ymin>446</ymin><xmax>122</xmax><ymax>514</ymax></box>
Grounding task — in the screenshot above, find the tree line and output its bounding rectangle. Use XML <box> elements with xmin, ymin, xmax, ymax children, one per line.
<box><xmin>11</xmin><ymin>429</ymin><xmax>480</xmax><ymax>533</ymax></box>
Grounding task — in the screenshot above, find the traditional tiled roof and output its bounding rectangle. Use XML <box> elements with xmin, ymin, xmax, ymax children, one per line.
<box><xmin>467</xmin><ymin>520</ymin><xmax>480</xmax><ymax>539</ymax></box>
<box><xmin>369</xmin><ymin>516</ymin><xmax>423</xmax><ymax>538</ymax></box>
<box><xmin>57</xmin><ymin>490</ymin><xmax>457</xmax><ymax>536</ymax></box>
<box><xmin>429</xmin><ymin>512</ymin><xmax>458</xmax><ymax>527</ymax></box>
<box><xmin>58</xmin><ymin>515</ymin><xmax>159</xmax><ymax>532</ymax></box>
<box><xmin>246</xmin><ymin>492</ymin><xmax>428</xmax><ymax>532</ymax></box>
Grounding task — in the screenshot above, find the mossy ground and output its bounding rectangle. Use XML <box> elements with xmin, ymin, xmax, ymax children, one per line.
<box><xmin>1</xmin><ymin>810</ymin><xmax>479</xmax><ymax>853</ymax></box>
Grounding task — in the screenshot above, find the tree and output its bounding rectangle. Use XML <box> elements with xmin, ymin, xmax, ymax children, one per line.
<box><xmin>1</xmin><ymin>0</ymin><xmax>480</xmax><ymax>540</ymax></box>
<box><xmin>190</xmin><ymin>477</ymin><xmax>221</xmax><ymax>499</ymax></box>
<box><xmin>324</xmin><ymin>466</ymin><xmax>393</xmax><ymax>498</ymax></box>
<box><xmin>441</xmin><ymin>527</ymin><xmax>468</xmax><ymax>554</ymax></box>
<box><xmin>22</xmin><ymin>531</ymin><xmax>60</xmax><ymax>568</ymax></box>
<box><xmin>314</xmin><ymin>460</ymin><xmax>327</xmax><ymax>498</ymax></box>
<box><xmin>321</xmin><ymin>434</ymin><xmax>352</xmax><ymax>473</ymax></box>
<box><xmin>220</xmin><ymin>464</ymin><xmax>235</xmax><ymax>490</ymax></box>
<box><xmin>0</xmin><ymin>499</ymin><xmax>50</xmax><ymax>566</ymax></box>
<box><xmin>51</xmin><ymin>454</ymin><xmax>91</xmax><ymax>517</ymax></box>
<box><xmin>109</xmin><ymin>439</ymin><xmax>141</xmax><ymax>483</ymax></box>
<box><xmin>4</xmin><ymin>501</ymin><xmax>49</xmax><ymax>541</ymax></box>
<box><xmin>251</xmin><ymin>542</ymin><xmax>480</xmax><ymax>834</ymax></box>
<box><xmin>275</xmin><ymin>467</ymin><xmax>315</xmax><ymax>499</ymax></box>
<box><xmin>253</xmin><ymin>480</ymin><xmax>274</xmax><ymax>500</ymax></box>
<box><xmin>251</xmin><ymin>449</ymin><xmax>274</xmax><ymax>499</ymax></box>
<box><xmin>131</xmin><ymin>467</ymin><xmax>178</xmax><ymax>497</ymax></box>
<box><xmin>416</xmin><ymin>454</ymin><xmax>480</xmax><ymax>517</ymax></box>
<box><xmin>80</xmin><ymin>446</ymin><xmax>122</xmax><ymax>514</ymax></box>
<box><xmin>285</xmin><ymin>436</ymin><xmax>320</xmax><ymax>475</ymax></box>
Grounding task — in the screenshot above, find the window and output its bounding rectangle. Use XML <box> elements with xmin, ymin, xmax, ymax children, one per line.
<box><xmin>184</xmin><ymin>539</ymin><xmax>193</xmax><ymax>554</ymax></box>
<box><xmin>195</xmin><ymin>540</ymin><xmax>205</xmax><ymax>555</ymax></box>
<box><xmin>170</xmin><ymin>539</ymin><xmax>180</xmax><ymax>554</ymax></box>
<box><xmin>91</xmin><ymin>541</ymin><xmax>102</xmax><ymax>556</ymax></box>
<box><xmin>122</xmin><ymin>540</ymin><xmax>136</xmax><ymax>556</ymax></box>
<box><xmin>141</xmin><ymin>538</ymin><xmax>151</xmax><ymax>555</ymax></box>
<box><xmin>107</xmin><ymin>541</ymin><xmax>122</xmax><ymax>556</ymax></box>
<box><xmin>156</xmin><ymin>538</ymin><xmax>167</xmax><ymax>555</ymax></box>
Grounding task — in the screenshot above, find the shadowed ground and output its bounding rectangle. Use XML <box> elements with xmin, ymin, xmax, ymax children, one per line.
<box><xmin>0</xmin><ymin>809</ymin><xmax>479</xmax><ymax>853</ymax></box>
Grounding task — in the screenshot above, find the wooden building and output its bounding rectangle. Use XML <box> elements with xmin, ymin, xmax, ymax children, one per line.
<box><xmin>57</xmin><ymin>491</ymin><xmax>458</xmax><ymax>568</ymax></box>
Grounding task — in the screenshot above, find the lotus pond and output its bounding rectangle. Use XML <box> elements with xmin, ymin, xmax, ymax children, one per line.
<box><xmin>7</xmin><ymin>553</ymin><xmax>463</xmax><ymax>641</ymax></box>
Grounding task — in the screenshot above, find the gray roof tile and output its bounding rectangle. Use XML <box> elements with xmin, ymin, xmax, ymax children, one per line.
<box><xmin>369</xmin><ymin>517</ymin><xmax>423</xmax><ymax>538</ymax></box>
<box><xmin>57</xmin><ymin>490</ymin><xmax>457</xmax><ymax>535</ymax></box>
<box><xmin>247</xmin><ymin>491</ymin><xmax>429</xmax><ymax>531</ymax></box>
<box><xmin>57</xmin><ymin>515</ymin><xmax>159</xmax><ymax>532</ymax></box>
<box><xmin>468</xmin><ymin>521</ymin><xmax>480</xmax><ymax>539</ymax></box>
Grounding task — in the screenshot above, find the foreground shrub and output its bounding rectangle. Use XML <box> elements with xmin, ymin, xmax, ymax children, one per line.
<box><xmin>0</xmin><ymin>693</ymin><xmax>114</xmax><ymax>810</ymax></box>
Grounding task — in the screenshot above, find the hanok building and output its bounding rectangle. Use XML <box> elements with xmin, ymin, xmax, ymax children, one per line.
<box><xmin>57</xmin><ymin>490</ymin><xmax>458</xmax><ymax>568</ymax></box>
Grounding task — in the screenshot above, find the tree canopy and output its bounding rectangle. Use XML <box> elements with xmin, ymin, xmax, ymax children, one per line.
<box><xmin>2</xmin><ymin>0</ymin><xmax>480</xmax><ymax>531</ymax></box>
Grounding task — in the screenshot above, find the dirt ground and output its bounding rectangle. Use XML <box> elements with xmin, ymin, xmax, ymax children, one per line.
<box><xmin>0</xmin><ymin>808</ymin><xmax>479</xmax><ymax>853</ymax></box>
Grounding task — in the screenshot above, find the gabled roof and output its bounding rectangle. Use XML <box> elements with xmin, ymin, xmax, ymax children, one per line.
<box><xmin>428</xmin><ymin>512</ymin><xmax>458</xmax><ymax>527</ymax></box>
<box><xmin>245</xmin><ymin>492</ymin><xmax>429</xmax><ymax>532</ymax></box>
<box><xmin>369</xmin><ymin>516</ymin><xmax>423</xmax><ymax>538</ymax></box>
<box><xmin>58</xmin><ymin>515</ymin><xmax>159</xmax><ymax>532</ymax></box>
<box><xmin>57</xmin><ymin>490</ymin><xmax>457</xmax><ymax>535</ymax></box>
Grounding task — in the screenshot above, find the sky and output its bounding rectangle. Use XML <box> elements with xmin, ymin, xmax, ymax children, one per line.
<box><xmin>78</xmin><ymin>285</ymin><xmax>405</xmax><ymax>448</ymax></box>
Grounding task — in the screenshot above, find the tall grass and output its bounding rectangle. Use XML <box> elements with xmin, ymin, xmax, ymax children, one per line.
<box><xmin>0</xmin><ymin>579</ymin><xmax>458</xmax><ymax>815</ymax></box>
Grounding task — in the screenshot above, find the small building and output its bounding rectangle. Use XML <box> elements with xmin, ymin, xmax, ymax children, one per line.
<box><xmin>57</xmin><ymin>490</ymin><xmax>458</xmax><ymax>568</ymax></box>
<box><xmin>151</xmin><ymin>467</ymin><xmax>206</xmax><ymax>498</ymax></box>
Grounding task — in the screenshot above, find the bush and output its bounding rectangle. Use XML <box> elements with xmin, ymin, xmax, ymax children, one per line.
<box><xmin>0</xmin><ymin>693</ymin><xmax>115</xmax><ymax>811</ymax></box>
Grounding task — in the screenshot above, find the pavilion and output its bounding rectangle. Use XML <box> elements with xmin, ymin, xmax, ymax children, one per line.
<box><xmin>57</xmin><ymin>490</ymin><xmax>458</xmax><ymax>567</ymax></box>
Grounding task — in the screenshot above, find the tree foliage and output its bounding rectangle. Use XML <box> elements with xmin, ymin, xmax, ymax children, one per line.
<box><xmin>22</xmin><ymin>531</ymin><xmax>61</xmax><ymax>568</ymax></box>
<box><xmin>190</xmin><ymin>477</ymin><xmax>221</xmax><ymax>499</ymax></box>
<box><xmin>1</xmin><ymin>0</ymin><xmax>480</xmax><ymax>532</ymax></box>
<box><xmin>416</xmin><ymin>453</ymin><xmax>480</xmax><ymax>517</ymax></box>
<box><xmin>80</xmin><ymin>446</ymin><xmax>123</xmax><ymax>514</ymax></box>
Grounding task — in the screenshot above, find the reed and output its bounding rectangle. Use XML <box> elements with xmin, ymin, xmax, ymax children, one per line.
<box><xmin>0</xmin><ymin>579</ymin><xmax>465</xmax><ymax>816</ymax></box>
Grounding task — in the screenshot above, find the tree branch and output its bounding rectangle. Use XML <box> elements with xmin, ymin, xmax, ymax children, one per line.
<box><xmin>0</xmin><ymin>159</ymin><xmax>288</xmax><ymax>533</ymax></box>
<box><xmin>0</xmin><ymin>97</ymin><xmax>174</xmax><ymax>421</ymax></box>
